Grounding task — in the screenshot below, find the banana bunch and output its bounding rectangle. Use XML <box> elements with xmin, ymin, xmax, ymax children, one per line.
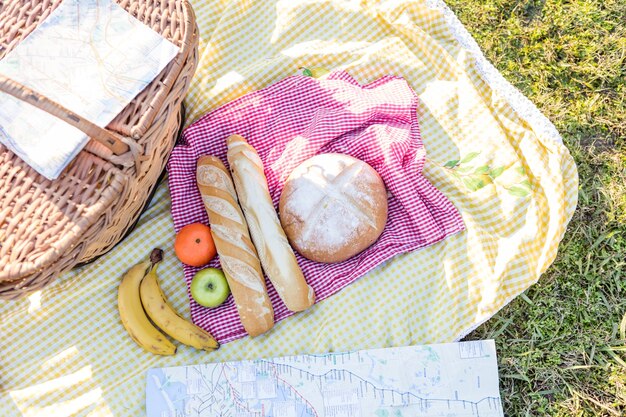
<box><xmin>117</xmin><ymin>249</ymin><xmax>219</xmax><ymax>355</ymax></box>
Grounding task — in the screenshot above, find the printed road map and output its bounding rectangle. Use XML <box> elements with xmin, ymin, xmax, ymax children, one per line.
<box><xmin>146</xmin><ymin>340</ymin><xmax>503</xmax><ymax>417</ymax></box>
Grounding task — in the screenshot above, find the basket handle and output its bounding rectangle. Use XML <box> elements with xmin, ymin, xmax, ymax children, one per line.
<box><xmin>0</xmin><ymin>75</ymin><xmax>130</xmax><ymax>155</ymax></box>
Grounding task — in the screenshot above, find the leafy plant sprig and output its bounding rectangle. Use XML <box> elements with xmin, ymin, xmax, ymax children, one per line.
<box><xmin>443</xmin><ymin>152</ymin><xmax>532</xmax><ymax>197</ymax></box>
<box><xmin>300</xmin><ymin>66</ymin><xmax>330</xmax><ymax>78</ymax></box>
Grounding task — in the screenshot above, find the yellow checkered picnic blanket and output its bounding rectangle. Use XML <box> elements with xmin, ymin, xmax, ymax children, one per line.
<box><xmin>0</xmin><ymin>1</ymin><xmax>577</xmax><ymax>415</ymax></box>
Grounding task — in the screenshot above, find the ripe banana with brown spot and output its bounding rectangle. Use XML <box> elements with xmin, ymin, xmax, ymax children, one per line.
<box><xmin>140</xmin><ymin>253</ymin><xmax>220</xmax><ymax>352</ymax></box>
<box><xmin>117</xmin><ymin>259</ymin><xmax>176</xmax><ymax>355</ymax></box>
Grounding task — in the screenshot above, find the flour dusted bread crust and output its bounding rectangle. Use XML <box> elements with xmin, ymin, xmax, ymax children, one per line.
<box><xmin>196</xmin><ymin>156</ymin><xmax>274</xmax><ymax>337</ymax></box>
<box><xmin>279</xmin><ymin>154</ymin><xmax>388</xmax><ymax>263</ymax></box>
<box><xmin>227</xmin><ymin>135</ymin><xmax>315</xmax><ymax>312</ymax></box>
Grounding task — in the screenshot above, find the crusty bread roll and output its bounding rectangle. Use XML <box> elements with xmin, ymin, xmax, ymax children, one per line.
<box><xmin>196</xmin><ymin>156</ymin><xmax>274</xmax><ymax>337</ymax></box>
<box><xmin>279</xmin><ymin>153</ymin><xmax>388</xmax><ymax>263</ymax></box>
<box><xmin>227</xmin><ymin>135</ymin><xmax>315</xmax><ymax>312</ymax></box>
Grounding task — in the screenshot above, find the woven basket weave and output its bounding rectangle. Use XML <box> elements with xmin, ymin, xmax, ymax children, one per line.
<box><xmin>0</xmin><ymin>0</ymin><xmax>198</xmax><ymax>299</ymax></box>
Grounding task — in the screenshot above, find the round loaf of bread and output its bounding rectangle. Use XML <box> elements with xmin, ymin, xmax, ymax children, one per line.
<box><xmin>279</xmin><ymin>153</ymin><xmax>388</xmax><ymax>263</ymax></box>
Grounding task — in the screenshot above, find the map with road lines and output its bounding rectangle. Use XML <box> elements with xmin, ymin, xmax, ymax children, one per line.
<box><xmin>146</xmin><ymin>340</ymin><xmax>503</xmax><ymax>417</ymax></box>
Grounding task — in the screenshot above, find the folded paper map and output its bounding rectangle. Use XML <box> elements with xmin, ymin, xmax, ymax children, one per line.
<box><xmin>146</xmin><ymin>340</ymin><xmax>504</xmax><ymax>417</ymax></box>
<box><xmin>0</xmin><ymin>0</ymin><xmax>179</xmax><ymax>179</ymax></box>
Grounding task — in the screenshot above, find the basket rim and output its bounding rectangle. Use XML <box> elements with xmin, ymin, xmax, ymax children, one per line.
<box><xmin>0</xmin><ymin>0</ymin><xmax>198</xmax><ymax>286</ymax></box>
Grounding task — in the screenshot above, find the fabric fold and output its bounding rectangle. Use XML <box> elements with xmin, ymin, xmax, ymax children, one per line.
<box><xmin>168</xmin><ymin>71</ymin><xmax>464</xmax><ymax>343</ymax></box>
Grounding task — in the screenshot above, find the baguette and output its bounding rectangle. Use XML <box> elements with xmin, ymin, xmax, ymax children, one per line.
<box><xmin>196</xmin><ymin>155</ymin><xmax>274</xmax><ymax>337</ymax></box>
<box><xmin>227</xmin><ymin>135</ymin><xmax>315</xmax><ymax>312</ymax></box>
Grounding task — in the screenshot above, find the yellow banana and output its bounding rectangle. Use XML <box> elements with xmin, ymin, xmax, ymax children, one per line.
<box><xmin>117</xmin><ymin>258</ymin><xmax>176</xmax><ymax>355</ymax></box>
<box><xmin>140</xmin><ymin>255</ymin><xmax>220</xmax><ymax>352</ymax></box>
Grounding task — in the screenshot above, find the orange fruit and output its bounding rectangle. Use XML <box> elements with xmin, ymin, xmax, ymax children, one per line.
<box><xmin>174</xmin><ymin>223</ymin><xmax>217</xmax><ymax>267</ymax></box>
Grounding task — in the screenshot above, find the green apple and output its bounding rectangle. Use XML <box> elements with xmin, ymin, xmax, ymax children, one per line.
<box><xmin>190</xmin><ymin>268</ymin><xmax>230</xmax><ymax>308</ymax></box>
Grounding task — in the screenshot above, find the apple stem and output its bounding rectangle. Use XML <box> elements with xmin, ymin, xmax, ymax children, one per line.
<box><xmin>150</xmin><ymin>248</ymin><xmax>164</xmax><ymax>265</ymax></box>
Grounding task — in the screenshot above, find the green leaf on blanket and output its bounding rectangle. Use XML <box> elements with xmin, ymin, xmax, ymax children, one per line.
<box><xmin>474</xmin><ymin>165</ymin><xmax>490</xmax><ymax>174</ymax></box>
<box><xmin>508</xmin><ymin>185</ymin><xmax>531</xmax><ymax>197</ymax></box>
<box><xmin>311</xmin><ymin>67</ymin><xmax>330</xmax><ymax>78</ymax></box>
<box><xmin>489</xmin><ymin>166</ymin><xmax>505</xmax><ymax>178</ymax></box>
<box><xmin>460</xmin><ymin>151</ymin><xmax>480</xmax><ymax>164</ymax></box>
<box><xmin>439</xmin><ymin>155</ymin><xmax>525</xmax><ymax>194</ymax></box>
<box><xmin>463</xmin><ymin>175</ymin><xmax>488</xmax><ymax>191</ymax></box>
<box><xmin>301</xmin><ymin>67</ymin><xmax>330</xmax><ymax>78</ymax></box>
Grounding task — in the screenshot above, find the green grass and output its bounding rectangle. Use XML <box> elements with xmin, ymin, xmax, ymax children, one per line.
<box><xmin>444</xmin><ymin>0</ymin><xmax>626</xmax><ymax>415</ymax></box>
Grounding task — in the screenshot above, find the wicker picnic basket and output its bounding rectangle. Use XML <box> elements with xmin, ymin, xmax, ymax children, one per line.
<box><xmin>0</xmin><ymin>0</ymin><xmax>198</xmax><ymax>299</ymax></box>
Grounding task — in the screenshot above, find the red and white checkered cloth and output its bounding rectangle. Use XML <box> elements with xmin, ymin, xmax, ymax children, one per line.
<box><xmin>168</xmin><ymin>71</ymin><xmax>465</xmax><ymax>343</ymax></box>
